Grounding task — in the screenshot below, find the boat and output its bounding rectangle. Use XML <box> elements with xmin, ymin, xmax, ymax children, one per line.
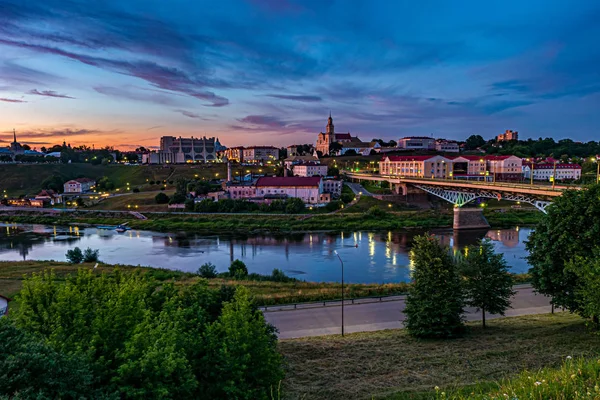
<box><xmin>115</xmin><ymin>223</ymin><xmax>130</xmax><ymax>233</ymax></box>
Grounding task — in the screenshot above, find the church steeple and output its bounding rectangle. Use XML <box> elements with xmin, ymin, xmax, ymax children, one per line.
<box><xmin>13</xmin><ymin>129</ymin><xmax>17</xmax><ymax>144</ymax></box>
<box><xmin>326</xmin><ymin>112</ymin><xmax>334</xmax><ymax>135</ymax></box>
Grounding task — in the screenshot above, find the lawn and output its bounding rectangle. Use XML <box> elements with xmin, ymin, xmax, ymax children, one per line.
<box><xmin>88</xmin><ymin>190</ymin><xmax>175</xmax><ymax>211</ymax></box>
<box><xmin>279</xmin><ymin>313</ymin><xmax>600</xmax><ymax>400</ymax></box>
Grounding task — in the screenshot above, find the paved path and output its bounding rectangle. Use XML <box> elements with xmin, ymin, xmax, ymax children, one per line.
<box><xmin>264</xmin><ymin>286</ymin><xmax>552</xmax><ymax>339</ymax></box>
<box><xmin>345</xmin><ymin>182</ymin><xmax>373</xmax><ymax>196</ymax></box>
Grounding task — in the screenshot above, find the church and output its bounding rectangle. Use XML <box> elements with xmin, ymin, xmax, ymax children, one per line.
<box><xmin>315</xmin><ymin>113</ymin><xmax>362</xmax><ymax>155</ymax></box>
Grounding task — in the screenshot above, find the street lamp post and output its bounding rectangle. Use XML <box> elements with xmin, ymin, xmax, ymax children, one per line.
<box><xmin>334</xmin><ymin>250</ymin><xmax>345</xmax><ymax>336</ymax></box>
<box><xmin>552</xmin><ymin>161</ymin><xmax>557</xmax><ymax>189</ymax></box>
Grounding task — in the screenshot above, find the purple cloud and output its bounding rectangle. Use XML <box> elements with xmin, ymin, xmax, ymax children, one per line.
<box><xmin>174</xmin><ymin>109</ymin><xmax>208</xmax><ymax>119</ymax></box>
<box><xmin>94</xmin><ymin>85</ymin><xmax>180</xmax><ymax>106</ymax></box>
<box><xmin>0</xmin><ymin>98</ymin><xmax>26</xmax><ymax>103</ymax></box>
<box><xmin>29</xmin><ymin>89</ymin><xmax>74</xmax><ymax>99</ymax></box>
<box><xmin>267</xmin><ymin>94</ymin><xmax>322</xmax><ymax>102</ymax></box>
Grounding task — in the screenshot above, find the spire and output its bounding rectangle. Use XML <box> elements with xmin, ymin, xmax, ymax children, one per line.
<box><xmin>13</xmin><ymin>129</ymin><xmax>17</xmax><ymax>144</ymax></box>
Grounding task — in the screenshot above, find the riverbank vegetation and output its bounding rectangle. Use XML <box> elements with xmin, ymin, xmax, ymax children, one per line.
<box><xmin>279</xmin><ymin>313</ymin><xmax>599</xmax><ymax>400</ymax></box>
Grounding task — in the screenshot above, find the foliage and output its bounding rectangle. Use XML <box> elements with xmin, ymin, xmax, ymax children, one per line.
<box><xmin>458</xmin><ymin>239</ymin><xmax>515</xmax><ymax>328</ymax></box>
<box><xmin>41</xmin><ymin>174</ymin><xmax>65</xmax><ymax>193</ymax></box>
<box><xmin>132</xmin><ymin>187</ymin><xmax>140</xmax><ymax>193</ymax></box>
<box><xmin>96</xmin><ymin>176</ymin><xmax>115</xmax><ymax>190</ymax></box>
<box><xmin>404</xmin><ymin>234</ymin><xmax>465</xmax><ymax>338</ymax></box>
<box><xmin>203</xmin><ymin>287</ymin><xmax>283</xmax><ymax>399</ymax></box>
<box><xmin>464</xmin><ymin>134</ymin><xmax>486</xmax><ymax>150</ymax></box>
<box><xmin>567</xmin><ymin>251</ymin><xmax>600</xmax><ymax>328</ymax></box>
<box><xmin>366</xmin><ymin>205</ymin><xmax>386</xmax><ymax>217</ymax></box>
<box><xmin>65</xmin><ymin>247</ymin><xmax>84</xmax><ymax>264</ymax></box>
<box><xmin>229</xmin><ymin>259</ymin><xmax>249</xmax><ymax>279</ymax></box>
<box><xmin>0</xmin><ymin>318</ymin><xmax>107</xmax><ymax>399</ymax></box>
<box><xmin>285</xmin><ymin>197</ymin><xmax>305</xmax><ymax>214</ymax></box>
<box><xmin>327</xmin><ymin>166</ymin><xmax>339</xmax><ymax>176</ymax></box>
<box><xmin>344</xmin><ymin>149</ymin><xmax>357</xmax><ymax>156</ymax></box>
<box><xmin>198</xmin><ymin>262</ymin><xmax>218</xmax><ymax>278</ymax></box>
<box><xmin>329</xmin><ymin>142</ymin><xmax>343</xmax><ymax>154</ymax></box>
<box><xmin>11</xmin><ymin>268</ymin><xmax>283</xmax><ymax>399</ymax></box>
<box><xmin>169</xmin><ymin>192</ymin><xmax>187</xmax><ymax>204</ymax></box>
<box><xmin>154</xmin><ymin>192</ymin><xmax>170</xmax><ymax>204</ymax></box>
<box><xmin>325</xmin><ymin>200</ymin><xmax>343</xmax><ymax>212</ymax></box>
<box><xmin>526</xmin><ymin>184</ymin><xmax>600</xmax><ymax>313</ymax></box>
<box><xmin>82</xmin><ymin>247</ymin><xmax>100</xmax><ymax>263</ymax></box>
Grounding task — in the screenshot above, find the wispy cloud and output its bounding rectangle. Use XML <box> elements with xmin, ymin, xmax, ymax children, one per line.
<box><xmin>28</xmin><ymin>89</ymin><xmax>74</xmax><ymax>99</ymax></box>
<box><xmin>0</xmin><ymin>97</ymin><xmax>26</xmax><ymax>103</ymax></box>
<box><xmin>174</xmin><ymin>109</ymin><xmax>207</xmax><ymax>119</ymax></box>
<box><xmin>266</xmin><ymin>94</ymin><xmax>322</xmax><ymax>102</ymax></box>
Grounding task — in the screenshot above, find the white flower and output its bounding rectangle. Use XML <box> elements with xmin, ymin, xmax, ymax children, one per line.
<box><xmin>566</xmin><ymin>355</ymin><xmax>573</xmax><ymax>360</ymax></box>
<box><xmin>534</xmin><ymin>382</ymin><xmax>542</xmax><ymax>386</ymax></box>
<box><xmin>435</xmin><ymin>386</ymin><xmax>440</xmax><ymax>391</ymax></box>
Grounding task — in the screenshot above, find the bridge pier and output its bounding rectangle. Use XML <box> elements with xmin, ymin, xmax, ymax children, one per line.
<box><xmin>453</xmin><ymin>207</ymin><xmax>490</xmax><ymax>230</ymax></box>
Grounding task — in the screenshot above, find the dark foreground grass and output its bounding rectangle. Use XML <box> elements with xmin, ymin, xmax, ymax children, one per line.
<box><xmin>279</xmin><ymin>313</ymin><xmax>600</xmax><ymax>400</ymax></box>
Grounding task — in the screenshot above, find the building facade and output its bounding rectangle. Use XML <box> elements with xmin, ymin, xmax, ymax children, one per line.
<box><xmin>523</xmin><ymin>163</ymin><xmax>582</xmax><ymax>181</ymax></box>
<box><xmin>485</xmin><ymin>155</ymin><xmax>523</xmax><ymax>180</ymax></box>
<box><xmin>293</xmin><ymin>162</ymin><xmax>328</xmax><ymax>177</ymax></box>
<box><xmin>63</xmin><ymin>178</ymin><xmax>95</xmax><ymax>193</ymax></box>
<box><xmin>156</xmin><ymin>136</ymin><xmax>224</xmax><ymax>163</ymax></box>
<box><xmin>242</xmin><ymin>146</ymin><xmax>280</xmax><ymax>163</ymax></box>
<box><xmin>315</xmin><ymin>114</ymin><xmax>360</xmax><ymax>155</ymax></box>
<box><xmin>397</xmin><ymin>137</ymin><xmax>436</xmax><ymax>150</ymax></box>
<box><xmin>255</xmin><ymin>176</ymin><xmax>323</xmax><ymax>204</ymax></box>
<box><xmin>435</xmin><ymin>140</ymin><xmax>460</xmax><ymax>153</ymax></box>
<box><xmin>497</xmin><ymin>130</ymin><xmax>519</xmax><ymax>142</ymax></box>
<box><xmin>379</xmin><ymin>155</ymin><xmax>452</xmax><ymax>179</ymax></box>
<box><xmin>450</xmin><ymin>155</ymin><xmax>487</xmax><ymax>177</ymax></box>
<box><xmin>223</xmin><ymin>146</ymin><xmax>244</xmax><ymax>163</ymax></box>
<box><xmin>322</xmin><ymin>179</ymin><xmax>343</xmax><ymax>197</ymax></box>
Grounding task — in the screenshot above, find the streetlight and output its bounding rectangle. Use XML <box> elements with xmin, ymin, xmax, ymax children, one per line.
<box><xmin>333</xmin><ymin>250</ymin><xmax>345</xmax><ymax>336</ymax></box>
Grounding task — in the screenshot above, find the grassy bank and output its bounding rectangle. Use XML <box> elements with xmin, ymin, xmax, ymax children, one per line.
<box><xmin>0</xmin><ymin>208</ymin><xmax>541</xmax><ymax>233</ymax></box>
<box><xmin>279</xmin><ymin>313</ymin><xmax>600</xmax><ymax>400</ymax></box>
<box><xmin>0</xmin><ymin>261</ymin><xmax>531</xmax><ymax>306</ymax></box>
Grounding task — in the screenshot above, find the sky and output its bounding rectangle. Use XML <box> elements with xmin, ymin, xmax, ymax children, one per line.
<box><xmin>0</xmin><ymin>0</ymin><xmax>599</xmax><ymax>150</ymax></box>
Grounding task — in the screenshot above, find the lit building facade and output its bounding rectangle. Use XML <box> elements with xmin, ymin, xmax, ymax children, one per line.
<box><xmin>485</xmin><ymin>155</ymin><xmax>523</xmax><ymax>180</ymax></box>
<box><xmin>397</xmin><ymin>137</ymin><xmax>436</xmax><ymax>150</ymax></box>
<box><xmin>523</xmin><ymin>163</ymin><xmax>582</xmax><ymax>181</ymax></box>
<box><xmin>497</xmin><ymin>130</ymin><xmax>519</xmax><ymax>142</ymax></box>
<box><xmin>293</xmin><ymin>162</ymin><xmax>328</xmax><ymax>177</ymax></box>
<box><xmin>315</xmin><ymin>114</ymin><xmax>360</xmax><ymax>155</ymax></box>
<box><xmin>379</xmin><ymin>155</ymin><xmax>453</xmax><ymax>178</ymax></box>
<box><xmin>243</xmin><ymin>146</ymin><xmax>280</xmax><ymax>163</ymax></box>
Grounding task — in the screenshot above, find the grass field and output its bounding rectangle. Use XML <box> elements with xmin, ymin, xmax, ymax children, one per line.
<box><xmin>279</xmin><ymin>313</ymin><xmax>600</xmax><ymax>400</ymax></box>
<box><xmin>88</xmin><ymin>190</ymin><xmax>175</xmax><ymax>211</ymax></box>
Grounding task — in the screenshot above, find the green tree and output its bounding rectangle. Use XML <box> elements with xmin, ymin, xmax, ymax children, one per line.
<box><xmin>198</xmin><ymin>262</ymin><xmax>218</xmax><ymax>278</ymax></box>
<box><xmin>465</xmin><ymin>134</ymin><xmax>486</xmax><ymax>150</ymax></box>
<box><xmin>329</xmin><ymin>142</ymin><xmax>343</xmax><ymax>155</ymax></box>
<box><xmin>65</xmin><ymin>247</ymin><xmax>83</xmax><ymax>264</ymax></box>
<box><xmin>526</xmin><ymin>185</ymin><xmax>600</xmax><ymax>313</ymax></box>
<box><xmin>459</xmin><ymin>239</ymin><xmax>516</xmax><ymax>328</ymax></box>
<box><xmin>82</xmin><ymin>247</ymin><xmax>100</xmax><ymax>263</ymax></box>
<box><xmin>285</xmin><ymin>197</ymin><xmax>305</xmax><ymax>214</ymax></box>
<box><xmin>404</xmin><ymin>234</ymin><xmax>465</xmax><ymax>338</ymax></box>
<box><xmin>567</xmin><ymin>251</ymin><xmax>600</xmax><ymax>327</ymax></box>
<box><xmin>41</xmin><ymin>174</ymin><xmax>65</xmax><ymax>193</ymax></box>
<box><xmin>155</xmin><ymin>192</ymin><xmax>170</xmax><ymax>204</ymax></box>
<box><xmin>203</xmin><ymin>287</ymin><xmax>283</xmax><ymax>399</ymax></box>
<box><xmin>229</xmin><ymin>259</ymin><xmax>248</xmax><ymax>279</ymax></box>
<box><xmin>327</xmin><ymin>166</ymin><xmax>340</xmax><ymax>176</ymax></box>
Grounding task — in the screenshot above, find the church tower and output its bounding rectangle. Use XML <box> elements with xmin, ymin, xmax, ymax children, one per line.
<box><xmin>326</xmin><ymin>112</ymin><xmax>334</xmax><ymax>136</ymax></box>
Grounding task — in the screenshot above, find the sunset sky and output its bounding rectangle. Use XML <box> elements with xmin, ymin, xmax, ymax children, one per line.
<box><xmin>1</xmin><ymin>0</ymin><xmax>599</xmax><ymax>150</ymax></box>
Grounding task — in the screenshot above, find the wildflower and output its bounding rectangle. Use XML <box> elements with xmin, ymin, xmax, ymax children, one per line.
<box><xmin>571</xmin><ymin>374</ymin><xmax>577</xmax><ymax>379</ymax></box>
<box><xmin>534</xmin><ymin>382</ymin><xmax>542</xmax><ymax>386</ymax></box>
<box><xmin>435</xmin><ymin>386</ymin><xmax>440</xmax><ymax>391</ymax></box>
<box><xmin>566</xmin><ymin>355</ymin><xmax>572</xmax><ymax>360</ymax></box>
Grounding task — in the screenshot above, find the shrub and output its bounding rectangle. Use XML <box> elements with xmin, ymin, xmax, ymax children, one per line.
<box><xmin>229</xmin><ymin>259</ymin><xmax>248</xmax><ymax>279</ymax></box>
<box><xmin>65</xmin><ymin>247</ymin><xmax>83</xmax><ymax>264</ymax></box>
<box><xmin>169</xmin><ymin>192</ymin><xmax>187</xmax><ymax>205</ymax></box>
<box><xmin>198</xmin><ymin>263</ymin><xmax>218</xmax><ymax>278</ymax></box>
<box><xmin>325</xmin><ymin>200</ymin><xmax>343</xmax><ymax>212</ymax></box>
<box><xmin>82</xmin><ymin>248</ymin><xmax>100</xmax><ymax>263</ymax></box>
<box><xmin>132</xmin><ymin>187</ymin><xmax>140</xmax><ymax>193</ymax></box>
<box><xmin>155</xmin><ymin>192</ymin><xmax>170</xmax><ymax>204</ymax></box>
<box><xmin>149</xmin><ymin>180</ymin><xmax>155</xmax><ymax>185</ymax></box>
<box><xmin>285</xmin><ymin>198</ymin><xmax>305</xmax><ymax>214</ymax></box>
<box><xmin>366</xmin><ymin>206</ymin><xmax>386</xmax><ymax>218</ymax></box>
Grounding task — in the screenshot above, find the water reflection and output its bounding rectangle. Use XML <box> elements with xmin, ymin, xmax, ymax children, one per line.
<box><xmin>0</xmin><ymin>223</ymin><xmax>533</xmax><ymax>283</ymax></box>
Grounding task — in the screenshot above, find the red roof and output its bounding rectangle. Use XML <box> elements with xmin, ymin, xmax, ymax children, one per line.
<box><xmin>335</xmin><ymin>133</ymin><xmax>352</xmax><ymax>140</ymax></box>
<box><xmin>526</xmin><ymin>163</ymin><xmax>581</xmax><ymax>169</ymax></box>
<box><xmin>256</xmin><ymin>176</ymin><xmax>321</xmax><ymax>187</ymax></box>
<box><xmin>484</xmin><ymin>155</ymin><xmax>519</xmax><ymax>161</ymax></box>
<box><xmin>75</xmin><ymin>178</ymin><xmax>95</xmax><ymax>183</ymax></box>
<box><xmin>449</xmin><ymin>155</ymin><xmax>486</xmax><ymax>161</ymax></box>
<box><xmin>382</xmin><ymin>155</ymin><xmax>435</xmax><ymax>162</ymax></box>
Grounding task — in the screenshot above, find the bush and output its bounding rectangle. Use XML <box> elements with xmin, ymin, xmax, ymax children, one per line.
<box><xmin>184</xmin><ymin>198</ymin><xmax>195</xmax><ymax>211</ymax></box>
<box><xmin>198</xmin><ymin>262</ymin><xmax>218</xmax><ymax>278</ymax></box>
<box><xmin>325</xmin><ymin>200</ymin><xmax>343</xmax><ymax>212</ymax></box>
<box><xmin>149</xmin><ymin>180</ymin><xmax>155</xmax><ymax>185</ymax></box>
<box><xmin>285</xmin><ymin>198</ymin><xmax>305</xmax><ymax>214</ymax></box>
<box><xmin>229</xmin><ymin>259</ymin><xmax>248</xmax><ymax>279</ymax></box>
<box><xmin>82</xmin><ymin>248</ymin><xmax>100</xmax><ymax>263</ymax></box>
<box><xmin>132</xmin><ymin>187</ymin><xmax>140</xmax><ymax>193</ymax></box>
<box><xmin>169</xmin><ymin>192</ymin><xmax>187</xmax><ymax>205</ymax></box>
<box><xmin>65</xmin><ymin>247</ymin><xmax>83</xmax><ymax>264</ymax></box>
<box><xmin>340</xmin><ymin>193</ymin><xmax>354</xmax><ymax>204</ymax></box>
<box><xmin>155</xmin><ymin>192</ymin><xmax>170</xmax><ymax>204</ymax></box>
<box><xmin>366</xmin><ymin>206</ymin><xmax>386</xmax><ymax>218</ymax></box>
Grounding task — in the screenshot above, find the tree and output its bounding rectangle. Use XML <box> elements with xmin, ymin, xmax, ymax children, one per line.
<box><xmin>41</xmin><ymin>175</ymin><xmax>65</xmax><ymax>193</ymax></box>
<box><xmin>198</xmin><ymin>262</ymin><xmax>218</xmax><ymax>278</ymax></box>
<box><xmin>465</xmin><ymin>134</ymin><xmax>486</xmax><ymax>150</ymax></box>
<box><xmin>403</xmin><ymin>235</ymin><xmax>465</xmax><ymax>338</ymax></box>
<box><xmin>285</xmin><ymin>197</ymin><xmax>305</xmax><ymax>214</ymax></box>
<box><xmin>459</xmin><ymin>239</ymin><xmax>515</xmax><ymax>328</ymax></box>
<box><xmin>567</xmin><ymin>251</ymin><xmax>600</xmax><ymax>327</ymax></box>
<box><xmin>203</xmin><ymin>287</ymin><xmax>283</xmax><ymax>399</ymax></box>
<box><xmin>329</xmin><ymin>142</ymin><xmax>343</xmax><ymax>155</ymax></box>
<box><xmin>169</xmin><ymin>192</ymin><xmax>187</xmax><ymax>204</ymax></box>
<box><xmin>327</xmin><ymin>166</ymin><xmax>340</xmax><ymax>177</ymax></box>
<box><xmin>344</xmin><ymin>149</ymin><xmax>357</xmax><ymax>156</ymax></box>
<box><xmin>229</xmin><ymin>259</ymin><xmax>248</xmax><ymax>279</ymax></box>
<box><xmin>66</xmin><ymin>247</ymin><xmax>83</xmax><ymax>264</ymax></box>
<box><xmin>526</xmin><ymin>185</ymin><xmax>600</xmax><ymax>313</ymax></box>
<box><xmin>82</xmin><ymin>248</ymin><xmax>100</xmax><ymax>263</ymax></box>
<box><xmin>155</xmin><ymin>192</ymin><xmax>170</xmax><ymax>204</ymax></box>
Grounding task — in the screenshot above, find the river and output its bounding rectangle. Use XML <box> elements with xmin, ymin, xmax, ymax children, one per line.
<box><xmin>0</xmin><ymin>223</ymin><xmax>532</xmax><ymax>283</ymax></box>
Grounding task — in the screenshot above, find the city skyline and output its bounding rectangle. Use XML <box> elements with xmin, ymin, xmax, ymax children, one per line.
<box><xmin>1</xmin><ymin>0</ymin><xmax>599</xmax><ymax>150</ymax></box>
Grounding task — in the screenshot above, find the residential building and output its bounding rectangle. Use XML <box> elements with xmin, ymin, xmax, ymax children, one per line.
<box><xmin>256</xmin><ymin>176</ymin><xmax>324</xmax><ymax>204</ymax></box>
<box><xmin>7</xmin><ymin>198</ymin><xmax>45</xmax><ymax>208</ymax></box>
<box><xmin>523</xmin><ymin>163</ymin><xmax>582</xmax><ymax>181</ymax></box>
<box><xmin>224</xmin><ymin>146</ymin><xmax>244</xmax><ymax>162</ymax></box>
<box><xmin>243</xmin><ymin>146</ymin><xmax>280</xmax><ymax>163</ymax></box>
<box><xmin>284</xmin><ymin>155</ymin><xmax>320</xmax><ymax>170</ymax></box>
<box><xmin>497</xmin><ymin>130</ymin><xmax>518</xmax><ymax>142</ymax></box>
<box><xmin>322</xmin><ymin>179</ymin><xmax>343</xmax><ymax>197</ymax></box>
<box><xmin>315</xmin><ymin>113</ymin><xmax>362</xmax><ymax>155</ymax></box>
<box><xmin>435</xmin><ymin>140</ymin><xmax>460</xmax><ymax>153</ymax></box>
<box><xmin>0</xmin><ymin>294</ymin><xmax>10</xmax><ymax>318</ymax></box>
<box><xmin>397</xmin><ymin>136</ymin><xmax>436</xmax><ymax>150</ymax></box>
<box><xmin>224</xmin><ymin>181</ymin><xmax>258</xmax><ymax>200</ymax></box>
<box><xmin>379</xmin><ymin>155</ymin><xmax>453</xmax><ymax>179</ymax></box>
<box><xmin>485</xmin><ymin>155</ymin><xmax>523</xmax><ymax>180</ymax></box>
<box><xmin>287</xmin><ymin>145</ymin><xmax>299</xmax><ymax>156</ymax></box>
<box><xmin>142</xmin><ymin>152</ymin><xmax>178</xmax><ymax>164</ymax></box>
<box><xmin>35</xmin><ymin>189</ymin><xmax>62</xmax><ymax>205</ymax></box>
<box><xmin>293</xmin><ymin>162</ymin><xmax>328</xmax><ymax>177</ymax></box>
<box><xmin>450</xmin><ymin>155</ymin><xmax>487</xmax><ymax>177</ymax></box>
<box><xmin>338</xmin><ymin>141</ymin><xmax>381</xmax><ymax>156</ymax></box>
<box><xmin>63</xmin><ymin>178</ymin><xmax>96</xmax><ymax>193</ymax></box>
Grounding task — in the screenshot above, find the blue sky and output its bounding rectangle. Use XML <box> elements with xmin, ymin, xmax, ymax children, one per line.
<box><xmin>0</xmin><ymin>0</ymin><xmax>598</xmax><ymax>149</ymax></box>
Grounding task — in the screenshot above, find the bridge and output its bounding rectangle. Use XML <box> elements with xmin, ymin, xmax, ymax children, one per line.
<box><xmin>343</xmin><ymin>171</ymin><xmax>579</xmax><ymax>229</ymax></box>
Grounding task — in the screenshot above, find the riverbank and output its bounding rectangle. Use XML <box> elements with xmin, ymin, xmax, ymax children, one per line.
<box><xmin>0</xmin><ymin>261</ymin><xmax>531</xmax><ymax>306</ymax></box>
<box><xmin>0</xmin><ymin>208</ymin><xmax>540</xmax><ymax>233</ymax></box>
<box><xmin>279</xmin><ymin>313</ymin><xmax>596</xmax><ymax>400</ymax></box>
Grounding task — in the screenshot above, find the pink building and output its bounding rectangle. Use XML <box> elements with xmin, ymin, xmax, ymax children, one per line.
<box><xmin>450</xmin><ymin>155</ymin><xmax>487</xmax><ymax>177</ymax></box>
<box><xmin>485</xmin><ymin>155</ymin><xmax>523</xmax><ymax>181</ymax></box>
<box><xmin>256</xmin><ymin>176</ymin><xmax>323</xmax><ymax>204</ymax></box>
<box><xmin>293</xmin><ymin>162</ymin><xmax>328</xmax><ymax>177</ymax></box>
<box><xmin>379</xmin><ymin>155</ymin><xmax>452</xmax><ymax>178</ymax></box>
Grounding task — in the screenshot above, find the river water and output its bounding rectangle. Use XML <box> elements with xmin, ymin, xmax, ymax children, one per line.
<box><xmin>0</xmin><ymin>223</ymin><xmax>532</xmax><ymax>283</ymax></box>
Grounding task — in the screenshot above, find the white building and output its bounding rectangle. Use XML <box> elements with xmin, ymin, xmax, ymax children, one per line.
<box><xmin>397</xmin><ymin>137</ymin><xmax>436</xmax><ymax>150</ymax></box>
<box><xmin>523</xmin><ymin>163</ymin><xmax>582</xmax><ymax>181</ymax></box>
<box><xmin>338</xmin><ymin>141</ymin><xmax>381</xmax><ymax>156</ymax></box>
<box><xmin>379</xmin><ymin>155</ymin><xmax>453</xmax><ymax>179</ymax></box>
<box><xmin>322</xmin><ymin>179</ymin><xmax>343</xmax><ymax>197</ymax></box>
<box><xmin>435</xmin><ymin>140</ymin><xmax>460</xmax><ymax>153</ymax></box>
<box><xmin>0</xmin><ymin>295</ymin><xmax>10</xmax><ymax>318</ymax></box>
<box><xmin>63</xmin><ymin>178</ymin><xmax>95</xmax><ymax>194</ymax></box>
<box><xmin>255</xmin><ymin>176</ymin><xmax>323</xmax><ymax>204</ymax></box>
<box><xmin>293</xmin><ymin>162</ymin><xmax>328</xmax><ymax>177</ymax></box>
<box><xmin>243</xmin><ymin>146</ymin><xmax>280</xmax><ymax>163</ymax></box>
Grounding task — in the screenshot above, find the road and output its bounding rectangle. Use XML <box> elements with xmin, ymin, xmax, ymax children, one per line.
<box><xmin>344</xmin><ymin>182</ymin><xmax>373</xmax><ymax>196</ymax></box>
<box><xmin>264</xmin><ymin>285</ymin><xmax>553</xmax><ymax>339</ymax></box>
